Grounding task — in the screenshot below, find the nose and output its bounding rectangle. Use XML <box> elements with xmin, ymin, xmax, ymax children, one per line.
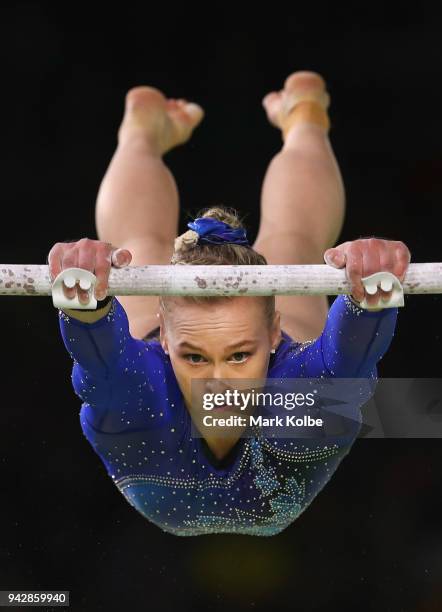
<box><xmin>205</xmin><ymin>377</ymin><xmax>232</xmax><ymax>396</ymax></box>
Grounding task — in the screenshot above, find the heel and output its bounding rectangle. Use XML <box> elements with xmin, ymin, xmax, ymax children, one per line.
<box><xmin>282</xmin><ymin>100</ymin><xmax>331</xmax><ymax>140</ymax></box>
<box><xmin>280</xmin><ymin>85</ymin><xmax>331</xmax><ymax>140</ymax></box>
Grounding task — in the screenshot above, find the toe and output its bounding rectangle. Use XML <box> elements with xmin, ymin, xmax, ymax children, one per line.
<box><xmin>183</xmin><ymin>102</ymin><xmax>204</xmax><ymax>124</ymax></box>
<box><xmin>168</xmin><ymin>100</ymin><xmax>205</xmax><ymax>126</ymax></box>
<box><xmin>262</xmin><ymin>91</ymin><xmax>283</xmax><ymax>125</ymax></box>
<box><xmin>262</xmin><ymin>91</ymin><xmax>279</xmax><ymax>109</ymax></box>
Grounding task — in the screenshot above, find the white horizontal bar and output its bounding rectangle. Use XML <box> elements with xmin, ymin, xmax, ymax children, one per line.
<box><xmin>0</xmin><ymin>263</ymin><xmax>441</xmax><ymax>297</ymax></box>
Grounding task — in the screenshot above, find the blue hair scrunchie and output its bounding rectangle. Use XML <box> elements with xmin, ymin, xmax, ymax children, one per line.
<box><xmin>187</xmin><ymin>217</ymin><xmax>250</xmax><ymax>246</ymax></box>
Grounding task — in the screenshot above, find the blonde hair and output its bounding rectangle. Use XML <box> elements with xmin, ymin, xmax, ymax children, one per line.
<box><xmin>159</xmin><ymin>205</ymin><xmax>275</xmax><ymax>328</ymax></box>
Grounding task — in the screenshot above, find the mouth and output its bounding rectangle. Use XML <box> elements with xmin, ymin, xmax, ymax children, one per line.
<box><xmin>212</xmin><ymin>403</ymin><xmax>235</xmax><ymax>412</ymax></box>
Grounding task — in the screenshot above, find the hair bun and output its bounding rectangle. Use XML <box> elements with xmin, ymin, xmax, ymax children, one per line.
<box><xmin>171</xmin><ymin>204</ymin><xmax>254</xmax><ymax>266</ymax></box>
<box><xmin>201</xmin><ymin>206</ymin><xmax>243</xmax><ymax>230</ymax></box>
<box><xmin>173</xmin><ymin>229</ymin><xmax>199</xmax><ymax>254</ymax></box>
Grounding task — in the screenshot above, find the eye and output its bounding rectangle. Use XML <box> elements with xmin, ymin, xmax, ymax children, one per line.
<box><xmin>183</xmin><ymin>351</ymin><xmax>251</xmax><ymax>365</ymax></box>
<box><xmin>229</xmin><ymin>352</ymin><xmax>250</xmax><ymax>363</ymax></box>
<box><xmin>184</xmin><ymin>353</ymin><xmax>206</xmax><ymax>364</ymax></box>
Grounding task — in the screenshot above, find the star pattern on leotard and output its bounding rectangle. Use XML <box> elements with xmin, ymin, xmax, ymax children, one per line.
<box><xmin>177</xmin><ymin>440</ymin><xmax>308</xmax><ymax>537</ymax></box>
<box><xmin>178</xmin><ymin>475</ymin><xmax>307</xmax><ymax>536</ymax></box>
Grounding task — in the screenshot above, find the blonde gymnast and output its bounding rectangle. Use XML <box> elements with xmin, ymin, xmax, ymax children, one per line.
<box><xmin>48</xmin><ymin>71</ymin><xmax>410</xmax><ymax>535</ymax></box>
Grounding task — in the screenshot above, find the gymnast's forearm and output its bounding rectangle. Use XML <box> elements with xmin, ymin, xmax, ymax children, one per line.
<box><xmin>320</xmin><ymin>294</ymin><xmax>398</xmax><ymax>376</ymax></box>
<box><xmin>58</xmin><ymin>297</ymin><xmax>132</xmax><ymax>378</ymax></box>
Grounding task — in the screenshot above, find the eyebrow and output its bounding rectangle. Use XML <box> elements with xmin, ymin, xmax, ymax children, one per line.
<box><xmin>177</xmin><ymin>339</ymin><xmax>256</xmax><ymax>351</ymax></box>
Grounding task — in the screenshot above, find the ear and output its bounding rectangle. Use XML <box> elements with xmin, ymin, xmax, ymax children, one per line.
<box><xmin>158</xmin><ymin>311</ymin><xmax>169</xmax><ymax>353</ymax></box>
<box><xmin>270</xmin><ymin>310</ymin><xmax>282</xmax><ymax>346</ymax></box>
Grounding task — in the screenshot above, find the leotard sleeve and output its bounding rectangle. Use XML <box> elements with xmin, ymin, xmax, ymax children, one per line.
<box><xmin>281</xmin><ymin>293</ymin><xmax>398</xmax><ymax>379</ymax></box>
<box><xmin>57</xmin><ymin>297</ymin><xmax>172</xmax><ymax>437</ymax></box>
<box><xmin>268</xmin><ymin>293</ymin><xmax>399</xmax><ymax>446</ymax></box>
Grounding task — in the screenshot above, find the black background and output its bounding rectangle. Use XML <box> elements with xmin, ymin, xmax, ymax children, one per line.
<box><xmin>1</xmin><ymin>4</ymin><xmax>441</xmax><ymax>611</ymax></box>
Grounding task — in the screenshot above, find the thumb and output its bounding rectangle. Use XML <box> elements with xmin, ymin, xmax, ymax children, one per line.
<box><xmin>111</xmin><ymin>248</ymin><xmax>132</xmax><ymax>267</ymax></box>
<box><xmin>324</xmin><ymin>248</ymin><xmax>345</xmax><ymax>268</ymax></box>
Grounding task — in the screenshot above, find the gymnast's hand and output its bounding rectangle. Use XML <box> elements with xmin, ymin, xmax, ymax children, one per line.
<box><xmin>47</xmin><ymin>238</ymin><xmax>133</xmax><ymax>304</ymax></box>
<box><xmin>323</xmin><ymin>238</ymin><xmax>411</xmax><ymax>308</ymax></box>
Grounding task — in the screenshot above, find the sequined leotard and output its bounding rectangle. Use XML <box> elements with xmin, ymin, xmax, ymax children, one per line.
<box><xmin>57</xmin><ymin>294</ymin><xmax>398</xmax><ymax>536</ymax></box>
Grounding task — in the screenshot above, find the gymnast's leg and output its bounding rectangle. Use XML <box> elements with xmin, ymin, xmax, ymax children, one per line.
<box><xmin>253</xmin><ymin>71</ymin><xmax>346</xmax><ymax>342</ymax></box>
<box><xmin>94</xmin><ymin>87</ymin><xmax>204</xmax><ymax>338</ymax></box>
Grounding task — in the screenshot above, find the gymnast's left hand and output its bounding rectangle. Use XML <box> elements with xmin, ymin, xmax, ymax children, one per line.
<box><xmin>323</xmin><ymin>238</ymin><xmax>411</xmax><ymax>307</ymax></box>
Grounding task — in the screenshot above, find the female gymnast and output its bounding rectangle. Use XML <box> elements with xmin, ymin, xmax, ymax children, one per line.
<box><xmin>48</xmin><ymin>71</ymin><xmax>411</xmax><ymax>536</ymax></box>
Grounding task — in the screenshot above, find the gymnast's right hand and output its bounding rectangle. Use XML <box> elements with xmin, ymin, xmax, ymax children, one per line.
<box><xmin>47</xmin><ymin>238</ymin><xmax>133</xmax><ymax>304</ymax></box>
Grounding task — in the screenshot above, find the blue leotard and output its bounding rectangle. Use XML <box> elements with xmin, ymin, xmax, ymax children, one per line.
<box><xmin>57</xmin><ymin>294</ymin><xmax>397</xmax><ymax>536</ymax></box>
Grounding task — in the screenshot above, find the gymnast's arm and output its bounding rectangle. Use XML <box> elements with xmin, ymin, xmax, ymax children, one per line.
<box><xmin>298</xmin><ymin>293</ymin><xmax>398</xmax><ymax>378</ymax></box>
<box><xmin>58</xmin><ymin>296</ymin><xmax>131</xmax><ymax>379</ymax></box>
<box><xmin>307</xmin><ymin>236</ymin><xmax>409</xmax><ymax>377</ymax></box>
<box><xmin>57</xmin><ymin>296</ymin><xmax>162</xmax><ymax>430</ymax></box>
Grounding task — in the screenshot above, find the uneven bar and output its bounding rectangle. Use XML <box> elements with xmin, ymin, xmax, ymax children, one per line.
<box><xmin>0</xmin><ymin>263</ymin><xmax>440</xmax><ymax>297</ymax></box>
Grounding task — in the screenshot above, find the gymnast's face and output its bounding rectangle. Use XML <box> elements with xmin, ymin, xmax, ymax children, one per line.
<box><xmin>158</xmin><ymin>296</ymin><xmax>281</xmax><ymax>420</ymax></box>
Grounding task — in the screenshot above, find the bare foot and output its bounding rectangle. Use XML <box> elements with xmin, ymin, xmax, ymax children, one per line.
<box><xmin>118</xmin><ymin>86</ymin><xmax>205</xmax><ymax>155</ymax></box>
<box><xmin>262</xmin><ymin>71</ymin><xmax>331</xmax><ymax>140</ymax></box>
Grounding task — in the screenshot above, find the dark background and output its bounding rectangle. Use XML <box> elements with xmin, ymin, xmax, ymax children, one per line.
<box><xmin>1</xmin><ymin>4</ymin><xmax>441</xmax><ymax>611</ymax></box>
